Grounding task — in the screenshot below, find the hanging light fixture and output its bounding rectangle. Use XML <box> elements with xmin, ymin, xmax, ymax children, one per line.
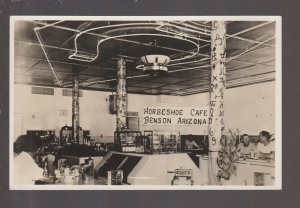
<box><xmin>140</xmin><ymin>54</ymin><xmax>170</xmax><ymax>77</ymax></box>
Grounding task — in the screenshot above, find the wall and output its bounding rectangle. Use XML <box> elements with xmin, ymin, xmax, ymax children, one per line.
<box><xmin>13</xmin><ymin>84</ymin><xmax>116</xmax><ymax>141</ymax></box>
<box><xmin>184</xmin><ymin>81</ymin><xmax>276</xmax><ymax>135</ymax></box>
<box><xmin>13</xmin><ymin>81</ymin><xmax>275</xmax><ymax>142</ymax></box>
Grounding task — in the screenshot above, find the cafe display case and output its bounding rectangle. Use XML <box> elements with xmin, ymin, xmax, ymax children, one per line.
<box><xmin>114</xmin><ymin>131</ymin><xmax>144</xmax><ymax>153</ymax></box>
<box><xmin>144</xmin><ymin>130</ymin><xmax>181</xmax><ymax>154</ymax></box>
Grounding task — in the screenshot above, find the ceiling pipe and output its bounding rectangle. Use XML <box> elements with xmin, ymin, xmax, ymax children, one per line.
<box><xmin>101</xmin><ymin>23</ymin><xmax>210</xmax><ymax>42</ymax></box>
<box><xmin>26</xmin><ymin>21</ymin><xmax>94</xmax><ymax>76</ymax></box>
<box><xmin>171</xmin><ymin>77</ymin><xmax>275</xmax><ymax>96</ymax></box>
<box><xmin>227</xmin><ymin>21</ymin><xmax>274</xmax><ymax>39</ymax></box>
<box><xmin>16</xmin><ymin>40</ymin><xmax>96</xmax><ymax>57</ymax></box>
<box><xmin>18</xmin><ymin>39</ymin><xmax>211</xmax><ymax>69</ymax></box>
<box><xmin>156</xmin><ymin>22</ymin><xmax>211</xmax><ymax>40</ymax></box>
<box><xmin>101</xmin><ymin>26</ymin><xmax>158</xmax><ymax>35</ymax></box>
<box><xmin>196</xmin><ymin>21</ymin><xmax>275</xmax><ymax>52</ymax></box>
<box><xmin>190</xmin><ymin>21</ymin><xmax>212</xmax><ymax>28</ymax></box>
<box><xmin>167</xmin><ymin>57</ymin><xmax>210</xmax><ymax>67</ymax></box>
<box><xmin>15</xmin><ymin>54</ymin><xmax>117</xmax><ymax>72</ymax></box>
<box><xmin>32</xmin><ymin>20</ymin><xmax>275</xmax><ymax>50</ymax></box>
<box><xmin>31</xmin><ymin>21</ymin><xmax>203</xmax><ymax>57</ymax></box>
<box><xmin>163</xmin><ymin>58</ymin><xmax>275</xmax><ymax>94</ymax></box>
<box><xmin>170</xmin><ymin>22</ymin><xmax>211</xmax><ymax>35</ymax></box>
<box><xmin>17</xmin><ymin>40</ymin><xmax>139</xmax><ymax>63</ymax></box>
<box><xmin>35</xmin><ymin>20</ymin><xmax>65</xmax><ymax>31</ymax></box>
<box><xmin>70</xmin><ymin>33</ymin><xmax>200</xmax><ymax>62</ymax></box>
<box><xmin>174</xmin><ymin>21</ymin><xmax>275</xmax><ymax>46</ymax></box>
<box><xmin>231</xmin><ymin>57</ymin><xmax>275</xmax><ymax>67</ymax></box>
<box><xmin>33</xmin><ymin>28</ymin><xmax>63</xmax><ymax>86</ymax></box>
<box><xmin>17</xmin><ymin>39</ymin><xmax>274</xmax><ymax>77</ymax></box>
<box><xmin>226</xmin><ymin>36</ymin><xmax>275</xmax><ymax>63</ymax></box>
<box><xmin>63</xmin><ymin>64</ymin><xmax>210</xmax><ymax>88</ymax></box>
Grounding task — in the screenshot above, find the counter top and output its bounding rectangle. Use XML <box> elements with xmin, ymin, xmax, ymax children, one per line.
<box><xmin>198</xmin><ymin>155</ymin><xmax>275</xmax><ymax>167</ymax></box>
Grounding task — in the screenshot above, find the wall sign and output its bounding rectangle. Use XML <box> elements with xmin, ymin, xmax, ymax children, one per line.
<box><xmin>143</xmin><ymin>107</ymin><xmax>209</xmax><ymax>126</ymax></box>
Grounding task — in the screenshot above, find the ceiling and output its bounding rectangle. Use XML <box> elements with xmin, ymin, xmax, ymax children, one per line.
<box><xmin>14</xmin><ymin>20</ymin><xmax>276</xmax><ymax>96</ymax></box>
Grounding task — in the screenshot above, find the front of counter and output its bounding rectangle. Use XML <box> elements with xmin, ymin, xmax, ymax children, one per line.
<box><xmin>199</xmin><ymin>155</ymin><xmax>275</xmax><ymax>186</ymax></box>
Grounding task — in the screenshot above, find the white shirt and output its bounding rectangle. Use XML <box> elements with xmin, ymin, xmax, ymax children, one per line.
<box><xmin>14</xmin><ymin>152</ymin><xmax>44</xmax><ymax>185</ymax></box>
<box><xmin>257</xmin><ymin>140</ymin><xmax>275</xmax><ymax>154</ymax></box>
<box><xmin>238</xmin><ymin>142</ymin><xmax>257</xmax><ymax>155</ymax></box>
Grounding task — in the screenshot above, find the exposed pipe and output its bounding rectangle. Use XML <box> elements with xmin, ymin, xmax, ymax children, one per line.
<box><xmin>231</xmin><ymin>57</ymin><xmax>275</xmax><ymax>67</ymax></box>
<box><xmin>34</xmin><ymin>28</ymin><xmax>62</xmax><ymax>86</ymax></box>
<box><xmin>190</xmin><ymin>21</ymin><xmax>212</xmax><ymax>28</ymax></box>
<box><xmin>170</xmin><ymin>22</ymin><xmax>211</xmax><ymax>35</ymax></box>
<box><xmin>17</xmin><ymin>40</ymin><xmax>139</xmax><ymax>63</ymax></box>
<box><xmin>70</xmin><ymin>33</ymin><xmax>200</xmax><ymax>63</ymax></box>
<box><xmin>101</xmin><ymin>25</ymin><xmax>158</xmax><ymax>35</ymax></box>
<box><xmin>32</xmin><ymin>20</ymin><xmax>274</xmax><ymax>50</ymax></box>
<box><xmin>35</xmin><ymin>20</ymin><xmax>65</xmax><ymax>31</ymax></box>
<box><xmin>167</xmin><ymin>57</ymin><xmax>210</xmax><ymax>67</ymax></box>
<box><xmin>226</xmin><ymin>36</ymin><xmax>275</xmax><ymax>63</ymax></box>
<box><xmin>173</xmin><ymin>77</ymin><xmax>275</xmax><ymax>96</ymax></box>
<box><xmin>31</xmin><ymin>21</ymin><xmax>203</xmax><ymax>58</ymax></box>
<box><xmin>16</xmin><ymin>40</ymin><xmax>96</xmax><ymax>58</ymax></box>
<box><xmin>18</xmin><ymin>39</ymin><xmax>212</xmax><ymax>69</ymax></box>
<box><xmin>170</xmin><ymin>22</ymin><xmax>274</xmax><ymax>65</ymax></box>
<box><xmin>197</xmin><ymin>21</ymin><xmax>275</xmax><ymax>51</ymax></box>
<box><xmin>163</xmin><ymin>63</ymin><xmax>275</xmax><ymax>94</ymax></box>
<box><xmin>227</xmin><ymin>21</ymin><xmax>274</xmax><ymax>38</ymax></box>
<box><xmin>170</xmin><ymin>70</ymin><xmax>275</xmax><ymax>94</ymax></box>
<box><xmin>169</xmin><ymin>64</ymin><xmax>210</xmax><ymax>73</ymax></box>
<box><xmin>156</xmin><ymin>22</ymin><xmax>211</xmax><ymax>41</ymax></box>
<box><xmin>15</xmin><ymin>54</ymin><xmax>116</xmax><ymax>72</ymax></box>
<box><xmin>26</xmin><ymin>21</ymin><xmax>94</xmax><ymax>76</ymax></box>
<box><xmin>65</xmin><ymin>64</ymin><xmax>210</xmax><ymax>88</ymax></box>
<box><xmin>188</xmin><ymin>21</ymin><xmax>275</xmax><ymax>46</ymax></box>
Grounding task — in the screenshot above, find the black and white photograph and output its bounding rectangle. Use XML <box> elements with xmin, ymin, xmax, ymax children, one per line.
<box><xmin>10</xmin><ymin>16</ymin><xmax>281</xmax><ymax>190</ymax></box>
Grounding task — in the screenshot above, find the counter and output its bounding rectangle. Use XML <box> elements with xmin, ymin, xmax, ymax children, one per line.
<box><xmin>199</xmin><ymin>155</ymin><xmax>275</xmax><ymax>186</ymax></box>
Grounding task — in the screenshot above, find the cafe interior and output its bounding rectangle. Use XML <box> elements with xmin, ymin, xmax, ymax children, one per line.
<box><xmin>12</xmin><ymin>18</ymin><xmax>278</xmax><ymax>187</ymax></box>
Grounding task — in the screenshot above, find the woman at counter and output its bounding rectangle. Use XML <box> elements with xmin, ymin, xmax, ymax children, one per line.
<box><xmin>257</xmin><ymin>131</ymin><xmax>275</xmax><ymax>160</ymax></box>
<box><xmin>14</xmin><ymin>135</ymin><xmax>54</xmax><ymax>185</ymax></box>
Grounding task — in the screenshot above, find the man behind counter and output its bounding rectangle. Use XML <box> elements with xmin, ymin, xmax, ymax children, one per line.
<box><xmin>238</xmin><ymin>134</ymin><xmax>257</xmax><ymax>158</ymax></box>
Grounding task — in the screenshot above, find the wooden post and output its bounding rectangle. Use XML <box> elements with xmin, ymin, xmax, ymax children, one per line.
<box><xmin>207</xmin><ymin>21</ymin><xmax>226</xmax><ymax>184</ymax></box>
<box><xmin>116</xmin><ymin>58</ymin><xmax>127</xmax><ymax>131</ymax></box>
<box><xmin>72</xmin><ymin>68</ymin><xmax>80</xmax><ymax>144</ymax></box>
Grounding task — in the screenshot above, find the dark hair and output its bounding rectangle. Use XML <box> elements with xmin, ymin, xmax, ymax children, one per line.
<box><xmin>259</xmin><ymin>131</ymin><xmax>271</xmax><ymax>140</ymax></box>
<box><xmin>242</xmin><ymin>134</ymin><xmax>249</xmax><ymax>138</ymax></box>
<box><xmin>14</xmin><ymin>135</ymin><xmax>42</xmax><ymax>154</ymax></box>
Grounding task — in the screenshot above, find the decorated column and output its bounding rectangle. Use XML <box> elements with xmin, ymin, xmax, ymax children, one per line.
<box><xmin>72</xmin><ymin>68</ymin><xmax>80</xmax><ymax>144</ymax></box>
<box><xmin>116</xmin><ymin>58</ymin><xmax>127</xmax><ymax>131</ymax></box>
<box><xmin>207</xmin><ymin>21</ymin><xmax>226</xmax><ymax>184</ymax></box>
